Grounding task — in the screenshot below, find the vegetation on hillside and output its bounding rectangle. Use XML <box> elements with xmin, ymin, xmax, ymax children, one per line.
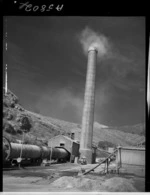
<box><xmin>3</xmin><ymin>89</ymin><xmax>145</xmax><ymax>147</ymax></box>
<box><xmin>98</xmin><ymin>141</ymin><xmax>116</xmax><ymax>150</ymax></box>
<box><xmin>111</xmin><ymin>124</ymin><xmax>145</xmax><ymax>136</ymax></box>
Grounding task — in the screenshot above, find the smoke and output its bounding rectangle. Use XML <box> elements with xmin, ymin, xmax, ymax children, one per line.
<box><xmin>78</xmin><ymin>26</ymin><xmax>111</xmax><ymax>58</ymax></box>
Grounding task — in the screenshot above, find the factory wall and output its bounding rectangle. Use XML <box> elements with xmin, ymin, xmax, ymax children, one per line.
<box><xmin>72</xmin><ymin>142</ymin><xmax>80</xmax><ymax>157</ymax></box>
<box><xmin>116</xmin><ymin>147</ymin><xmax>145</xmax><ymax>176</ymax></box>
<box><xmin>116</xmin><ymin>147</ymin><xmax>145</xmax><ymax>166</ymax></box>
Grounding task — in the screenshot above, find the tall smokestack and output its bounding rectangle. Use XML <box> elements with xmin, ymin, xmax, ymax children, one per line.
<box><xmin>5</xmin><ymin>64</ymin><xmax>8</xmax><ymax>95</ymax></box>
<box><xmin>80</xmin><ymin>46</ymin><xmax>97</xmax><ymax>164</ymax></box>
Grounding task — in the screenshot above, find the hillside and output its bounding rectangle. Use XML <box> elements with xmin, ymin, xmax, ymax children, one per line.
<box><xmin>3</xmin><ymin>89</ymin><xmax>80</xmax><ymax>146</ymax></box>
<box><xmin>110</xmin><ymin>124</ymin><xmax>145</xmax><ymax>136</ymax></box>
<box><xmin>3</xmin><ymin>89</ymin><xmax>145</xmax><ymax>147</ymax></box>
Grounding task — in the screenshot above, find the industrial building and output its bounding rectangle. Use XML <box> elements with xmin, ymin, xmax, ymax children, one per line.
<box><xmin>48</xmin><ymin>135</ymin><xmax>79</xmax><ymax>163</ymax></box>
<box><xmin>48</xmin><ymin>134</ymin><xmax>97</xmax><ymax>163</ymax></box>
<box><xmin>116</xmin><ymin>146</ymin><xmax>145</xmax><ymax>177</ymax></box>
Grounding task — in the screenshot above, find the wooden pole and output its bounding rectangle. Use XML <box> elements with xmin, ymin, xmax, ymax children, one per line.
<box><xmin>106</xmin><ymin>159</ymin><xmax>108</xmax><ymax>173</ymax></box>
<box><xmin>50</xmin><ymin>140</ymin><xmax>52</xmax><ymax>164</ymax></box>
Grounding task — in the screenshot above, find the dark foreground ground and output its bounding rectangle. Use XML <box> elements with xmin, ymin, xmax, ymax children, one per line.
<box><xmin>3</xmin><ymin>163</ymin><xmax>145</xmax><ymax>192</ymax></box>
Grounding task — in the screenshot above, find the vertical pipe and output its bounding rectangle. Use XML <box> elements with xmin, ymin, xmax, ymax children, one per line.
<box><xmin>80</xmin><ymin>46</ymin><xmax>98</xmax><ymax>164</ymax></box>
<box><xmin>118</xmin><ymin>147</ymin><xmax>121</xmax><ymax>167</ymax></box>
<box><xmin>5</xmin><ymin>18</ymin><xmax>8</xmax><ymax>95</ymax></box>
<box><xmin>5</xmin><ymin>64</ymin><xmax>8</xmax><ymax>95</ymax></box>
<box><xmin>148</xmin><ymin>40</ymin><xmax>150</xmax><ymax>113</ymax></box>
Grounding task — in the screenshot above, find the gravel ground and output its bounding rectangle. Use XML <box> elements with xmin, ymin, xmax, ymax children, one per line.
<box><xmin>3</xmin><ymin>163</ymin><xmax>145</xmax><ymax>192</ymax></box>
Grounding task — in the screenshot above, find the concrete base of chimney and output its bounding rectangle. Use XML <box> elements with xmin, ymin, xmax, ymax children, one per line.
<box><xmin>80</xmin><ymin>148</ymin><xmax>93</xmax><ymax>164</ymax></box>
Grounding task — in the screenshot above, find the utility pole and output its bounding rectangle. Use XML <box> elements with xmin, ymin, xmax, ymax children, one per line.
<box><xmin>5</xmin><ymin>64</ymin><xmax>8</xmax><ymax>95</ymax></box>
<box><xmin>4</xmin><ymin>17</ymin><xmax>8</xmax><ymax>95</ymax></box>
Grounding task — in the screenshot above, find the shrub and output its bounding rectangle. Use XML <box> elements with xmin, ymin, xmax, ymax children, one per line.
<box><xmin>20</xmin><ymin>116</ymin><xmax>32</xmax><ymax>132</ymax></box>
<box><xmin>98</xmin><ymin>141</ymin><xmax>116</xmax><ymax>150</ymax></box>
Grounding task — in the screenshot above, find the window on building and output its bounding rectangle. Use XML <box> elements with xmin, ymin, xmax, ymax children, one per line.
<box><xmin>60</xmin><ymin>143</ymin><xmax>65</xmax><ymax>147</ymax></box>
<box><xmin>71</xmin><ymin>133</ymin><xmax>74</xmax><ymax>140</ymax></box>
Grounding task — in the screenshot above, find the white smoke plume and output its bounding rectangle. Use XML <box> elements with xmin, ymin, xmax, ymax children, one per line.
<box><xmin>78</xmin><ymin>26</ymin><xmax>111</xmax><ymax>58</ymax></box>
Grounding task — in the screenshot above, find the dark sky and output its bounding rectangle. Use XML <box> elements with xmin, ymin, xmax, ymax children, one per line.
<box><xmin>3</xmin><ymin>16</ymin><xmax>145</xmax><ymax>126</ymax></box>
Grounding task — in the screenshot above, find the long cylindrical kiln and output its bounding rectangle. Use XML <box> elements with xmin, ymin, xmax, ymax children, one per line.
<box><xmin>80</xmin><ymin>46</ymin><xmax>97</xmax><ymax>164</ymax></box>
<box><xmin>10</xmin><ymin>143</ymin><xmax>42</xmax><ymax>159</ymax></box>
<box><xmin>3</xmin><ymin>137</ymin><xmax>70</xmax><ymax>163</ymax></box>
<box><xmin>3</xmin><ymin>137</ymin><xmax>42</xmax><ymax>160</ymax></box>
<box><xmin>41</xmin><ymin>146</ymin><xmax>51</xmax><ymax>159</ymax></box>
<box><xmin>52</xmin><ymin>147</ymin><xmax>69</xmax><ymax>160</ymax></box>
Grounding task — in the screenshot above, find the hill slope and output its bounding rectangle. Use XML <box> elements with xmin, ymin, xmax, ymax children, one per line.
<box><xmin>110</xmin><ymin>123</ymin><xmax>145</xmax><ymax>136</ymax></box>
<box><xmin>3</xmin><ymin>89</ymin><xmax>145</xmax><ymax>147</ymax></box>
